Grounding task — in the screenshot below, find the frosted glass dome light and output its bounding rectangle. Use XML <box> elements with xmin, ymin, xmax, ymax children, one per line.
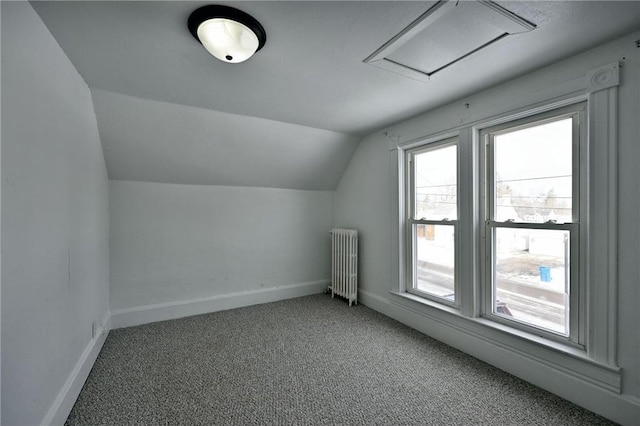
<box><xmin>197</xmin><ymin>18</ymin><xmax>259</xmax><ymax>63</ymax></box>
<box><xmin>188</xmin><ymin>5</ymin><xmax>266</xmax><ymax>64</ymax></box>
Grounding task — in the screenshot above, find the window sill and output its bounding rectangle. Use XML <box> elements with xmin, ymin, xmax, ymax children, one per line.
<box><xmin>388</xmin><ymin>290</ymin><xmax>622</xmax><ymax>393</ymax></box>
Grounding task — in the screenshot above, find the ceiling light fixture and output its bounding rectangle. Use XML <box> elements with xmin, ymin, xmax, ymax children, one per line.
<box><xmin>188</xmin><ymin>5</ymin><xmax>266</xmax><ymax>64</ymax></box>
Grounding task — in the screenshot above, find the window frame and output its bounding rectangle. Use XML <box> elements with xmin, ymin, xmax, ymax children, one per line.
<box><xmin>479</xmin><ymin>103</ymin><xmax>587</xmax><ymax>346</ymax></box>
<box><xmin>392</xmin><ymin>61</ymin><xmax>621</xmax><ymax>392</ymax></box>
<box><xmin>405</xmin><ymin>137</ymin><xmax>460</xmax><ymax>308</ymax></box>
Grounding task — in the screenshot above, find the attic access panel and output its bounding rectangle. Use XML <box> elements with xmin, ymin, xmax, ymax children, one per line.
<box><xmin>364</xmin><ymin>0</ymin><xmax>535</xmax><ymax>83</ymax></box>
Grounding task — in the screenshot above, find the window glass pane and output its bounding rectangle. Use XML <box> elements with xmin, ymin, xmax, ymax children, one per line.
<box><xmin>493</xmin><ymin>227</ymin><xmax>570</xmax><ymax>335</ymax></box>
<box><xmin>494</xmin><ymin>118</ymin><xmax>572</xmax><ymax>223</ymax></box>
<box><xmin>414</xmin><ymin>145</ymin><xmax>457</xmax><ymax>220</ymax></box>
<box><xmin>414</xmin><ymin>224</ymin><xmax>455</xmax><ymax>300</ymax></box>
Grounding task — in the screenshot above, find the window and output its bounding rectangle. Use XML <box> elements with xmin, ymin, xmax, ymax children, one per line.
<box><xmin>395</xmin><ymin>61</ymin><xmax>620</xmax><ymax>392</ymax></box>
<box><xmin>402</xmin><ymin>104</ymin><xmax>587</xmax><ymax>344</ymax></box>
<box><xmin>481</xmin><ymin>104</ymin><xmax>585</xmax><ymax>344</ymax></box>
<box><xmin>406</xmin><ymin>139</ymin><xmax>458</xmax><ymax>304</ymax></box>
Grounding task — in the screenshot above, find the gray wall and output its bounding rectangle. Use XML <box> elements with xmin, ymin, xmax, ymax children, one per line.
<box><xmin>335</xmin><ymin>31</ymin><xmax>639</xmax><ymax>421</ymax></box>
<box><xmin>1</xmin><ymin>3</ymin><xmax>110</xmax><ymax>425</ymax></box>
<box><xmin>91</xmin><ymin>89</ymin><xmax>361</xmax><ymax>191</ymax></box>
<box><xmin>110</xmin><ymin>180</ymin><xmax>333</xmax><ymax>311</ymax></box>
<box><xmin>2</xmin><ymin>1</ymin><xmax>636</xmax><ymax>424</ymax></box>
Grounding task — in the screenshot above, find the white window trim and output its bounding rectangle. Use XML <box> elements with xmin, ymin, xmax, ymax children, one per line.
<box><xmin>390</xmin><ymin>61</ymin><xmax>621</xmax><ymax>392</ymax></box>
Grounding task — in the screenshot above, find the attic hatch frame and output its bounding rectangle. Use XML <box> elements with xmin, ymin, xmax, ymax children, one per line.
<box><xmin>364</xmin><ymin>0</ymin><xmax>536</xmax><ymax>83</ymax></box>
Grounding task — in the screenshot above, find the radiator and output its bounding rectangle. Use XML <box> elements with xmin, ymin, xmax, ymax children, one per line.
<box><xmin>330</xmin><ymin>228</ymin><xmax>358</xmax><ymax>306</ymax></box>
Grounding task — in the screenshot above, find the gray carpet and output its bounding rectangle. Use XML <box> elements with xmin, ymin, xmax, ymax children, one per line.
<box><xmin>66</xmin><ymin>294</ymin><xmax>615</xmax><ymax>425</ymax></box>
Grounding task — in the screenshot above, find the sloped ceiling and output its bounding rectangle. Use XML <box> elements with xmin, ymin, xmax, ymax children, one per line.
<box><xmin>92</xmin><ymin>89</ymin><xmax>360</xmax><ymax>190</ymax></box>
<box><xmin>31</xmin><ymin>1</ymin><xmax>640</xmax><ymax>190</ymax></box>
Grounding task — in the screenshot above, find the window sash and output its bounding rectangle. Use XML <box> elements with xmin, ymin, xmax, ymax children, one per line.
<box><xmin>484</xmin><ymin>222</ymin><xmax>580</xmax><ymax>344</ymax></box>
<box><xmin>483</xmin><ymin>106</ymin><xmax>583</xmax><ymax>225</ymax></box>
<box><xmin>408</xmin><ymin>222</ymin><xmax>458</xmax><ymax>305</ymax></box>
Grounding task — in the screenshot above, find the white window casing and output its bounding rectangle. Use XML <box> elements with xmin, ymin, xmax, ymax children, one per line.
<box><xmin>391</xmin><ymin>61</ymin><xmax>621</xmax><ymax>392</ymax></box>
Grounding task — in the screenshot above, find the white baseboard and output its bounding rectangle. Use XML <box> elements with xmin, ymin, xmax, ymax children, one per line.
<box><xmin>41</xmin><ymin>311</ymin><xmax>111</xmax><ymax>426</ymax></box>
<box><xmin>358</xmin><ymin>289</ymin><xmax>640</xmax><ymax>426</ymax></box>
<box><xmin>111</xmin><ymin>280</ymin><xmax>329</xmax><ymax>329</ymax></box>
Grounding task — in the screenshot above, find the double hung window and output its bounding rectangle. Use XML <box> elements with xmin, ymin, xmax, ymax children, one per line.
<box><xmin>403</xmin><ymin>102</ymin><xmax>586</xmax><ymax>345</ymax></box>
<box><xmin>481</xmin><ymin>104</ymin><xmax>584</xmax><ymax>344</ymax></box>
<box><xmin>406</xmin><ymin>139</ymin><xmax>458</xmax><ymax>305</ymax></box>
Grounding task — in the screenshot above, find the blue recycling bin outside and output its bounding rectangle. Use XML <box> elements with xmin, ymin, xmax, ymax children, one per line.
<box><xmin>539</xmin><ymin>266</ymin><xmax>551</xmax><ymax>282</ymax></box>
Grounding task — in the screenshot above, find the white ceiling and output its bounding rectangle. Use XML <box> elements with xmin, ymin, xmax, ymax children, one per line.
<box><xmin>31</xmin><ymin>1</ymin><xmax>640</xmax><ymax>189</ymax></box>
<box><xmin>91</xmin><ymin>89</ymin><xmax>360</xmax><ymax>189</ymax></box>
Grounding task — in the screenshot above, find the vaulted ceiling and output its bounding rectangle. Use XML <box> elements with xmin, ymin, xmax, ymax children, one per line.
<box><xmin>31</xmin><ymin>1</ymin><xmax>640</xmax><ymax>190</ymax></box>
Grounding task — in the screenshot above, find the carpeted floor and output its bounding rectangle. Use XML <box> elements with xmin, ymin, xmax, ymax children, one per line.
<box><xmin>66</xmin><ymin>294</ymin><xmax>615</xmax><ymax>425</ymax></box>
